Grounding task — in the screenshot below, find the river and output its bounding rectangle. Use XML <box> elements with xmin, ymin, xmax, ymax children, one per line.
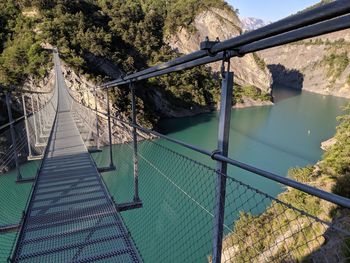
<box><xmin>0</xmin><ymin>87</ymin><xmax>348</xmax><ymax>262</ymax></box>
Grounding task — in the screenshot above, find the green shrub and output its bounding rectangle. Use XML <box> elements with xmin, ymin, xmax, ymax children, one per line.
<box><xmin>321</xmin><ymin>52</ymin><xmax>349</xmax><ymax>80</ymax></box>
<box><xmin>288</xmin><ymin>166</ymin><xmax>315</xmax><ymax>183</ymax></box>
<box><xmin>234</xmin><ymin>85</ymin><xmax>271</xmax><ymax>103</ymax></box>
<box><xmin>253</xmin><ymin>52</ymin><xmax>266</xmax><ymax>71</ymax></box>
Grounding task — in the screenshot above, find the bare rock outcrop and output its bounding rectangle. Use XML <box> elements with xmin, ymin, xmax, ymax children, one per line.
<box><xmin>321</xmin><ymin>137</ymin><xmax>337</xmax><ymax>151</ymax></box>
<box><xmin>166</xmin><ymin>7</ymin><xmax>272</xmax><ymax>94</ymax></box>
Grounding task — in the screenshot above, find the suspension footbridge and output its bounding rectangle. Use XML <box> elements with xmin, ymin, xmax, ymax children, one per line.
<box><xmin>1</xmin><ymin>1</ymin><xmax>350</xmax><ymax>262</ymax></box>
<box><xmin>7</xmin><ymin>53</ymin><xmax>142</xmax><ymax>262</ymax></box>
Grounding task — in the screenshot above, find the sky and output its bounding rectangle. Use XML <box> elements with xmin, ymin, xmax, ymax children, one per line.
<box><xmin>227</xmin><ymin>0</ymin><xmax>321</xmax><ymax>22</ymax></box>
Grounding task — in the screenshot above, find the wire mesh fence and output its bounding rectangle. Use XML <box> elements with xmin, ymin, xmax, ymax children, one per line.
<box><xmin>0</xmin><ymin>120</ymin><xmax>34</xmax><ymax>263</ymax></box>
<box><xmin>222</xmin><ymin>175</ymin><xmax>350</xmax><ymax>263</ymax></box>
<box><xmin>66</xmin><ymin>85</ymin><xmax>112</xmax><ymax>152</ymax></box>
<box><xmin>84</xmin><ymin>113</ymin><xmax>350</xmax><ymax>263</ymax></box>
<box><xmin>71</xmin><ymin>100</ymin><xmax>98</xmax><ymax>147</ymax></box>
<box><xmin>0</xmin><ymin>86</ymin><xmax>57</xmax><ymax>262</ymax></box>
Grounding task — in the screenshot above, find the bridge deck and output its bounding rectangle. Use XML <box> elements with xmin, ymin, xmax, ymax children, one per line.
<box><xmin>12</xmin><ymin>54</ymin><xmax>142</xmax><ymax>262</ymax></box>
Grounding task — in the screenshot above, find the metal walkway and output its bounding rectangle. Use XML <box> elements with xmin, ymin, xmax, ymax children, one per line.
<box><xmin>11</xmin><ymin>53</ymin><xmax>142</xmax><ymax>262</ymax></box>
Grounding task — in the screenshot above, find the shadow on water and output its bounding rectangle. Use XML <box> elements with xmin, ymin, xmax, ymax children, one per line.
<box><xmin>157</xmin><ymin>112</ymin><xmax>215</xmax><ymax>134</ymax></box>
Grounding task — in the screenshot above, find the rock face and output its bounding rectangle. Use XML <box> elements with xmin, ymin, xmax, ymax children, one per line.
<box><xmin>321</xmin><ymin>137</ymin><xmax>337</xmax><ymax>151</ymax></box>
<box><xmin>84</xmin><ymin>53</ymin><xmax>123</xmax><ymax>79</ymax></box>
<box><xmin>259</xmin><ymin>29</ymin><xmax>350</xmax><ymax>98</ymax></box>
<box><xmin>23</xmin><ymin>68</ymin><xmax>56</xmax><ymax>93</ymax></box>
<box><xmin>166</xmin><ymin>7</ymin><xmax>272</xmax><ymax>94</ymax></box>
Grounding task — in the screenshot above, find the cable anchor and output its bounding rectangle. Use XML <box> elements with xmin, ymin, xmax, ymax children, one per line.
<box><xmin>200</xmin><ymin>36</ymin><xmax>220</xmax><ymax>57</ymax></box>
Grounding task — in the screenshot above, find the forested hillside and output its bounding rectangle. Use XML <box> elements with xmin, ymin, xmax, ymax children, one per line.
<box><xmin>0</xmin><ymin>1</ymin><xmax>49</xmax><ymax>88</ymax></box>
<box><xmin>0</xmin><ymin>0</ymin><xmax>239</xmax><ymax>128</ymax></box>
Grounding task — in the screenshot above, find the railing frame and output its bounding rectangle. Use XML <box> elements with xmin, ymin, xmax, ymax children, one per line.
<box><xmin>73</xmin><ymin>95</ymin><xmax>350</xmax><ymax>210</ymax></box>
<box><xmin>22</xmin><ymin>95</ymin><xmax>33</xmax><ymax>159</ymax></box>
<box><xmin>101</xmin><ymin>0</ymin><xmax>350</xmax><ymax>88</ymax></box>
<box><xmin>212</xmin><ymin>60</ymin><xmax>234</xmax><ymax>263</ymax></box>
<box><xmin>30</xmin><ymin>95</ymin><xmax>39</xmax><ymax>145</ymax></box>
<box><xmin>130</xmin><ymin>82</ymin><xmax>141</xmax><ymax>203</ymax></box>
<box><xmin>106</xmin><ymin>89</ymin><xmax>115</xmax><ymax>170</ymax></box>
<box><xmin>94</xmin><ymin>87</ymin><xmax>100</xmax><ymax>150</ymax></box>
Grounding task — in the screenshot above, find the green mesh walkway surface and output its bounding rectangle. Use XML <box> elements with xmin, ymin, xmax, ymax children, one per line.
<box><xmin>12</xmin><ymin>54</ymin><xmax>142</xmax><ymax>263</ymax></box>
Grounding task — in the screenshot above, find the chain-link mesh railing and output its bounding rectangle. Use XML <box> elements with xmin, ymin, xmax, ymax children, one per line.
<box><xmin>222</xmin><ymin>176</ymin><xmax>350</xmax><ymax>262</ymax></box>
<box><xmin>108</xmin><ymin>132</ymin><xmax>350</xmax><ymax>262</ymax></box>
<box><xmin>65</xmin><ymin>85</ymin><xmax>111</xmax><ymax>152</ymax></box>
<box><xmin>67</xmin><ymin>92</ymin><xmax>350</xmax><ymax>263</ymax></box>
<box><xmin>0</xmin><ymin>81</ymin><xmax>58</xmax><ymax>262</ymax></box>
<box><xmin>71</xmin><ymin>100</ymin><xmax>98</xmax><ymax>146</ymax></box>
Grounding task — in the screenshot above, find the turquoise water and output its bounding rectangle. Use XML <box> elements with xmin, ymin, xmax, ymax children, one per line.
<box><xmin>0</xmin><ymin>87</ymin><xmax>348</xmax><ymax>262</ymax></box>
<box><xmin>93</xmin><ymin>88</ymin><xmax>349</xmax><ymax>262</ymax></box>
<box><xmin>156</xmin><ymin>88</ymin><xmax>348</xmax><ymax>195</ymax></box>
<box><xmin>0</xmin><ymin>161</ymin><xmax>39</xmax><ymax>262</ymax></box>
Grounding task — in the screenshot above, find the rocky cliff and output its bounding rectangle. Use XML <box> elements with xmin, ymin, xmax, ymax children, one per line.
<box><xmin>166</xmin><ymin>7</ymin><xmax>273</xmax><ymax>98</ymax></box>
<box><xmin>259</xmin><ymin>29</ymin><xmax>350</xmax><ymax>98</ymax></box>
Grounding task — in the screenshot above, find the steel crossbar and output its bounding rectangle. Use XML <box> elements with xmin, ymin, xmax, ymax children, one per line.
<box><xmin>22</xmin><ymin>222</ymin><xmax>118</xmax><ymax>244</ymax></box>
<box><xmin>17</xmin><ymin>235</ymin><xmax>125</xmax><ymax>260</ymax></box>
<box><xmin>34</xmin><ymin>190</ymin><xmax>105</xmax><ymax>203</ymax></box>
<box><xmin>25</xmin><ymin>209</ymin><xmax>117</xmax><ymax>232</ymax></box>
<box><xmin>71</xmin><ymin>249</ymin><xmax>137</xmax><ymax>263</ymax></box>
<box><xmin>31</xmin><ymin>196</ymin><xmax>107</xmax><ymax>211</ymax></box>
<box><xmin>34</xmin><ymin>183</ymin><xmax>102</xmax><ymax>196</ymax></box>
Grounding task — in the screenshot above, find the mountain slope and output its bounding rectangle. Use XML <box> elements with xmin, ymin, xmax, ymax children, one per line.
<box><xmin>258</xmin><ymin>0</ymin><xmax>350</xmax><ymax>98</ymax></box>
<box><xmin>167</xmin><ymin>7</ymin><xmax>273</xmax><ymax>107</ymax></box>
<box><xmin>259</xmin><ymin>30</ymin><xmax>350</xmax><ymax>98</ymax></box>
<box><xmin>0</xmin><ymin>0</ymin><xmax>223</xmax><ymax>127</ymax></box>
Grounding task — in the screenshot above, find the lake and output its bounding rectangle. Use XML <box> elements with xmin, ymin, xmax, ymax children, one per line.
<box><xmin>93</xmin><ymin>87</ymin><xmax>349</xmax><ymax>262</ymax></box>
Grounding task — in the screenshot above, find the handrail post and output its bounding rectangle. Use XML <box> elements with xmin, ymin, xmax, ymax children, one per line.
<box><xmin>36</xmin><ymin>95</ymin><xmax>44</xmax><ymax>136</ymax></box>
<box><xmin>94</xmin><ymin>87</ymin><xmax>100</xmax><ymax>149</ymax></box>
<box><xmin>130</xmin><ymin>83</ymin><xmax>140</xmax><ymax>202</ymax></box>
<box><xmin>106</xmin><ymin>89</ymin><xmax>114</xmax><ymax>169</ymax></box>
<box><xmin>6</xmin><ymin>92</ymin><xmax>22</xmax><ymax>181</ymax></box>
<box><xmin>22</xmin><ymin>95</ymin><xmax>33</xmax><ymax>158</ymax></box>
<box><xmin>212</xmin><ymin>60</ymin><xmax>233</xmax><ymax>263</ymax></box>
<box><xmin>31</xmin><ymin>95</ymin><xmax>39</xmax><ymax>144</ymax></box>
